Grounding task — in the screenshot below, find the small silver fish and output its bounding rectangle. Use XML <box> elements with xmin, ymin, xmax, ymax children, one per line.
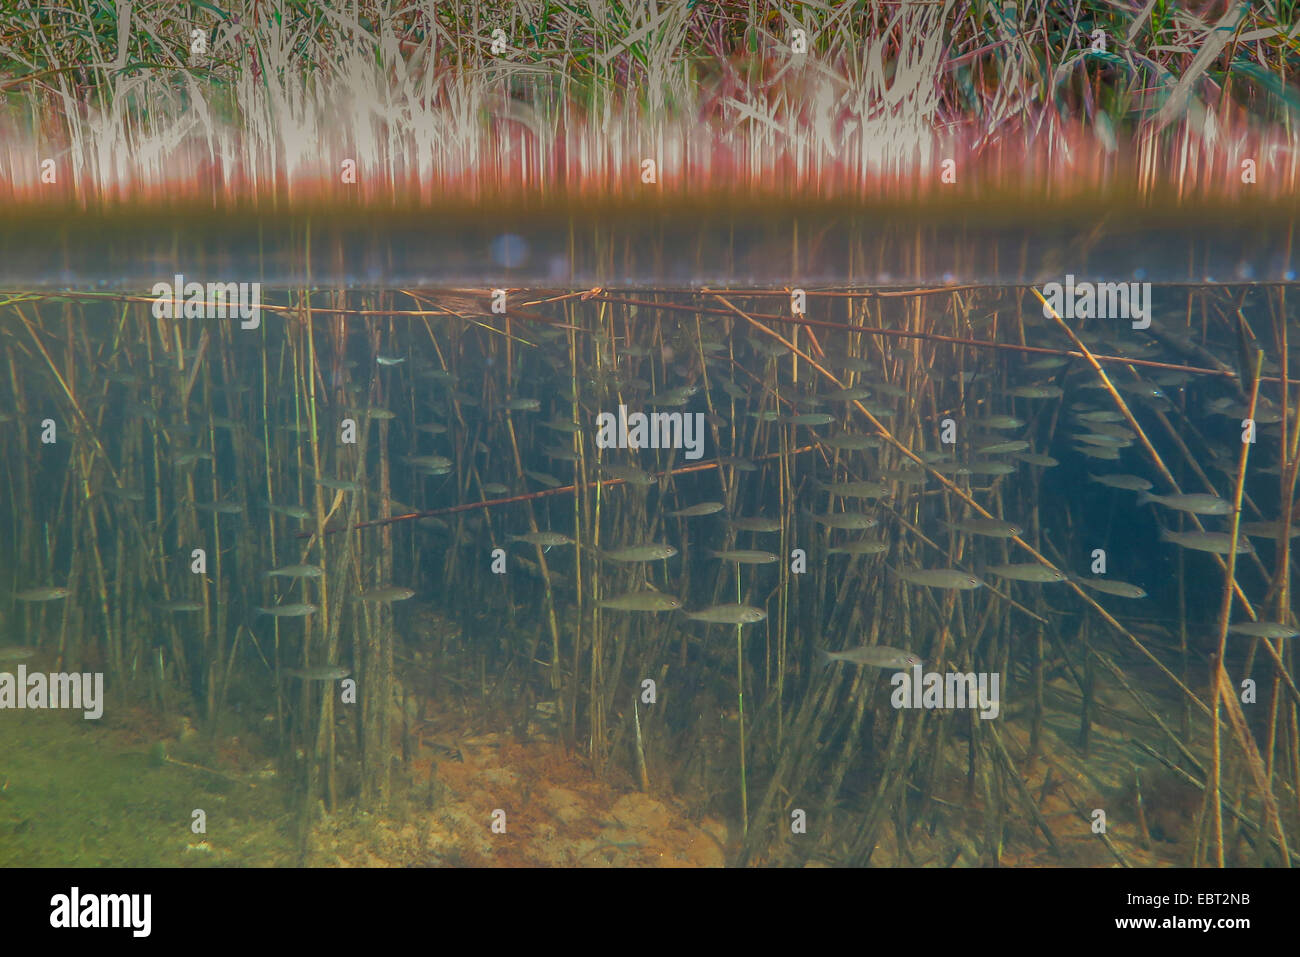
<box><xmin>1009</xmin><ymin>385</ymin><xmax>1064</xmax><ymax>399</ymax></box>
<box><xmin>827</xmin><ymin>539</ymin><xmax>890</xmax><ymax>556</ymax></box>
<box><xmin>195</xmin><ymin>501</ymin><xmax>245</xmax><ymax>514</ymax></box>
<box><xmin>541</xmin><ymin>418</ymin><xmax>580</xmax><ymax>433</ymax></box>
<box><xmin>287</xmin><ymin>666</ymin><xmax>351</xmax><ymax>681</ymax></box>
<box><xmin>599</xmin><ymin>591</ymin><xmax>683</xmax><ymax>612</ymax></box>
<box><xmin>156</xmin><ymin>600</ymin><xmax>204</xmax><ymax>612</ymax></box>
<box><xmin>524</xmin><ymin>471</ymin><xmax>563</xmax><ymax>488</ymax></box>
<box><xmin>965</xmin><ymin>460</ymin><xmax>1017</xmax><ymax>476</ymax></box>
<box><xmin>104</xmin><ymin>486</ymin><xmax>146</xmax><ymax>501</ymax></box>
<box><xmin>1138</xmin><ymin>492</ymin><xmax>1232</xmax><ymax>515</ymax></box>
<box><xmin>976</xmin><ymin>440</ymin><xmax>1030</xmax><ymax>455</ymax></box>
<box><xmin>821</xmin><ymin>434</ymin><xmax>884</xmax><ymax>450</ymax></box>
<box><xmin>15</xmin><ymin>587</ymin><xmax>70</xmax><ymax>602</ymax></box>
<box><xmin>266</xmin><ymin>564</ymin><xmax>324</xmax><ymax>579</ymax></box>
<box><xmin>891</xmin><ymin>567</ymin><xmax>985</xmax><ymax>590</ymax></box>
<box><xmin>668</xmin><ymin>502</ymin><xmax>726</xmax><ymax>518</ymax></box>
<box><xmin>1158</xmin><ymin>528</ymin><xmax>1252</xmax><ymax>554</ymax></box>
<box><xmin>1075</xmin><ymin>410</ymin><xmax>1125</xmax><ymax>423</ymax></box>
<box><xmin>821</xmin><ymin>388</ymin><xmax>872</xmax><ymax>402</ymax></box>
<box><xmin>602</xmin><ymin>464</ymin><xmax>656</xmax><ymax>486</ymax></box>
<box><xmin>1074</xmin><ymin>445</ymin><xmax>1121</xmax><ymax>460</ymax></box>
<box><xmin>1227</xmin><ymin>622</ymin><xmax>1298</xmax><ymax>639</ymax></box>
<box><xmin>818</xmin><ymin>480</ymin><xmax>891</xmax><ymax>499</ymax></box>
<box><xmin>171</xmin><ymin>449</ymin><xmax>214</xmax><ymax>466</ymax></box>
<box><xmin>1072</xmin><ymin>433</ymin><xmax>1132</xmax><ymax>448</ymax></box>
<box><xmin>973</xmin><ymin>415</ymin><xmax>1025</xmax><ymax>430</ymax></box>
<box><xmin>511</xmin><ymin>532</ymin><xmax>576</xmax><ymax>547</ymax></box>
<box><xmin>805</xmin><ymin>510</ymin><xmax>878</xmax><ymax>530</ymax></box>
<box><xmin>1241</xmin><ymin>521</ymin><xmax>1300</xmax><ymax>539</ymax></box>
<box><xmin>407</xmin><ymin>455</ymin><xmax>453</xmax><ymax>472</ymax></box>
<box><xmin>350</xmin><ymin>406</ymin><xmax>395</xmax><ymax>420</ymax></box>
<box><xmin>728</xmin><ymin>516</ymin><xmax>783</xmax><ymax>533</ymax></box>
<box><xmin>987</xmin><ymin>564</ymin><xmax>1068</xmax><ymax>583</ymax></box>
<box><xmin>710</xmin><ymin>549</ymin><xmax>779</xmax><ymax>564</ymax></box>
<box><xmin>684</xmin><ymin>604</ymin><xmax>767</xmax><ymax>625</ymax></box>
<box><xmin>1014</xmin><ymin>453</ymin><xmax>1059</xmax><ymax>467</ymax></box>
<box><xmin>817</xmin><ymin>645</ymin><xmax>922</xmax><ymax>670</ymax></box>
<box><xmin>257</xmin><ymin>603</ymin><xmax>319</xmax><ymax>617</ymax></box>
<box><xmin>879</xmin><ymin>467</ymin><xmax>926</xmax><ymax>485</ymax></box>
<box><xmin>359</xmin><ymin>586</ymin><xmax>416</xmax><ymax>603</ymax></box>
<box><xmin>267</xmin><ymin>503</ymin><xmax>313</xmax><ymax>519</ymax></box>
<box><xmin>1088</xmin><ymin>474</ymin><xmax>1152</xmax><ymax>492</ymax></box>
<box><xmin>1074</xmin><ymin>577</ymin><xmax>1147</xmax><ymax>598</ymax></box>
<box><xmin>601</xmin><ymin>544</ymin><xmax>678</xmax><ymax>562</ymax></box>
<box><xmin>316</xmin><ymin>478</ymin><xmax>363</xmax><ymax>491</ymax></box>
<box><xmin>930</xmin><ymin>462</ymin><xmax>972</xmax><ymax>476</ymax></box>
<box><xmin>946</xmin><ymin>518</ymin><xmax>1024</xmax><ymax>538</ymax></box>
<box><xmin>779</xmin><ymin>413</ymin><xmax>836</xmax><ymax>426</ymax></box>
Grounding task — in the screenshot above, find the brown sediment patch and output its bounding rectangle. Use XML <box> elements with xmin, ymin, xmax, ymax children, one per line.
<box><xmin>313</xmin><ymin>700</ymin><xmax>728</xmax><ymax>867</ymax></box>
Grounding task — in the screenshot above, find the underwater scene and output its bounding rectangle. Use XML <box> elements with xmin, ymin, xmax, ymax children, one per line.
<box><xmin>1</xmin><ymin>1</ymin><xmax>1298</xmax><ymax>879</ymax></box>
<box><xmin>2</xmin><ymin>278</ymin><xmax>1298</xmax><ymax>870</ymax></box>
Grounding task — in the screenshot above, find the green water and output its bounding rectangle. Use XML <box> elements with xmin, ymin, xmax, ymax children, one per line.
<box><xmin>0</xmin><ymin>710</ymin><xmax>293</xmax><ymax>867</ymax></box>
<box><xmin>1</xmin><ymin>282</ymin><xmax>1298</xmax><ymax>867</ymax></box>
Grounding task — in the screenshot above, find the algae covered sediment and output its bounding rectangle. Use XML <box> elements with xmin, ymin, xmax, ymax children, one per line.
<box><xmin>0</xmin><ymin>710</ymin><xmax>293</xmax><ymax>867</ymax></box>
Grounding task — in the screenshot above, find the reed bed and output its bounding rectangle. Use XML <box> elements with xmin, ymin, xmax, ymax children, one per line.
<box><xmin>1</xmin><ymin>1</ymin><xmax>1298</xmax><ymax>206</ymax></box>
<box><xmin>1</xmin><ymin>273</ymin><xmax>1297</xmax><ymax>866</ymax></box>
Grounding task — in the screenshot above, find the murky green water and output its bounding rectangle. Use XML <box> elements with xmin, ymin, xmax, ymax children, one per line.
<box><xmin>1</xmin><ymin>279</ymin><xmax>1298</xmax><ymax>866</ymax></box>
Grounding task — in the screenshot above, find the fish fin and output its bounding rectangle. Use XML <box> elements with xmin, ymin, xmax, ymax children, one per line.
<box><xmin>814</xmin><ymin>647</ymin><xmax>835</xmax><ymax>670</ymax></box>
<box><xmin>1136</xmin><ymin>491</ymin><xmax>1154</xmax><ymax>506</ymax></box>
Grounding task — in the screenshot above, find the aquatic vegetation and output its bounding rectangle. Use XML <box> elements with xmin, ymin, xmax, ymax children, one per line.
<box><xmin>0</xmin><ymin>2</ymin><xmax>1297</xmax><ymax>206</ymax></box>
<box><xmin>0</xmin><ymin>3</ymin><xmax>1298</xmax><ymax>873</ymax></box>
<box><xmin>2</xmin><ymin>278</ymin><xmax>1297</xmax><ymax>870</ymax></box>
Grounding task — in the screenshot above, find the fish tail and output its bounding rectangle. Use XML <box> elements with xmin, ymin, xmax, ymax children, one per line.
<box><xmin>1137</xmin><ymin>491</ymin><xmax>1154</xmax><ymax>506</ymax></box>
<box><xmin>814</xmin><ymin>647</ymin><xmax>835</xmax><ymax>670</ymax></box>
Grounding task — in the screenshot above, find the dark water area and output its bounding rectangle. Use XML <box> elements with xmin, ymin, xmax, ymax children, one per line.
<box><xmin>1</xmin><ymin>277</ymin><xmax>1298</xmax><ymax>867</ymax></box>
<box><xmin>0</xmin><ymin>201</ymin><xmax>1296</xmax><ymax>289</ymax></box>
